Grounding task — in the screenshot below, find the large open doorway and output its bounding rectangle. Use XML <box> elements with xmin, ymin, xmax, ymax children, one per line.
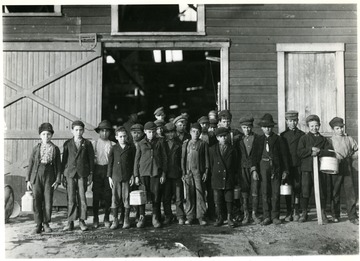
<box><xmin>102</xmin><ymin>48</ymin><xmax>220</xmax><ymax>126</ymax></box>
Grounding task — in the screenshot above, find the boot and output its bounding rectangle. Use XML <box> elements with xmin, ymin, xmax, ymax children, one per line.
<box><xmin>299</xmin><ymin>198</ymin><xmax>308</xmax><ymax>223</ymax></box>
<box><xmin>152</xmin><ymin>214</ymin><xmax>161</xmax><ymax>228</ymax></box>
<box><xmin>252</xmin><ymin>211</ymin><xmax>261</xmax><ymax>224</ymax></box>
<box><xmin>227</xmin><ymin>214</ymin><xmax>235</xmax><ymax>228</ymax></box>
<box><xmin>110</xmin><ymin>218</ymin><xmax>119</xmax><ymax>230</ymax></box>
<box><xmin>123</xmin><ymin>208</ymin><xmax>131</xmax><ymax>229</ymax></box>
<box><xmin>63</xmin><ymin>221</ymin><xmax>74</xmax><ymax>231</ymax></box>
<box><xmin>321</xmin><ymin>209</ymin><xmax>329</xmax><ymax>224</ymax></box>
<box><xmin>79</xmin><ymin>219</ymin><xmax>88</xmax><ymax>231</ymax></box>
<box><xmin>299</xmin><ymin>209</ymin><xmax>308</xmax><ymax>222</ymax></box>
<box><xmin>93</xmin><ymin>216</ymin><xmax>99</xmax><ymax>229</ymax></box>
<box><xmin>214</xmin><ymin>205</ymin><xmax>224</xmax><ymax>227</ymax></box>
<box><xmin>293</xmin><ymin>205</ymin><xmax>300</xmax><ymax>222</ymax></box>
<box><xmin>137</xmin><ymin>215</ymin><xmax>145</xmax><ymax>228</ymax></box>
<box><xmin>284</xmin><ymin>195</ymin><xmax>293</xmax><ymax>221</ymax></box>
<box><xmin>43</xmin><ymin>222</ymin><xmax>52</xmax><ymax>233</ymax></box>
<box><xmin>242</xmin><ymin>198</ymin><xmax>250</xmax><ymax>224</ymax></box>
<box><xmin>119</xmin><ymin>207</ymin><xmax>125</xmax><ymax>226</ymax></box>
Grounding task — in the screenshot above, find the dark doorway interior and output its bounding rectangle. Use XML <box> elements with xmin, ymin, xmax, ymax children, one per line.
<box><xmin>102</xmin><ymin>49</ymin><xmax>220</xmax><ymax>126</ymax></box>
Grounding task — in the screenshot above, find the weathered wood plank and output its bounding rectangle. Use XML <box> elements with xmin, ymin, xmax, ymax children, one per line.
<box><xmin>2</xmin><ymin>16</ymin><xmax>81</xmax><ymax>25</ymax></box>
<box><xmin>3</xmin><ymin>25</ymin><xmax>80</xmax><ymax>34</ymax></box>
<box><xmin>207</xmin><ymin>4</ymin><xmax>356</xmax><ymax>11</ymax></box>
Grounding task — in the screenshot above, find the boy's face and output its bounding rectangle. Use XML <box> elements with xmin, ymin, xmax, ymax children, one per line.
<box><xmin>200</xmin><ymin>123</ymin><xmax>209</xmax><ymax>132</ymax></box>
<box><xmin>72</xmin><ymin>126</ymin><xmax>84</xmax><ymax>139</ymax></box>
<box><xmin>40</xmin><ymin>131</ymin><xmax>52</xmax><ymax>144</ymax></box>
<box><xmin>308</xmin><ymin>121</ymin><xmax>320</xmax><ymax>134</ymax></box>
<box><xmin>156</xmin><ymin>127</ymin><xmax>163</xmax><ymax>136</ymax></box>
<box><xmin>241</xmin><ymin>125</ymin><xmax>252</xmax><ymax>136</ymax></box>
<box><xmin>165</xmin><ymin>130</ymin><xmax>176</xmax><ymax>141</ymax></box>
<box><xmin>145</xmin><ymin>129</ymin><xmax>156</xmax><ymax>140</ymax></box>
<box><xmin>116</xmin><ymin>131</ymin><xmax>127</xmax><ymax>145</ymax></box>
<box><xmin>155</xmin><ymin>114</ymin><xmax>165</xmax><ymax>121</ymax></box>
<box><xmin>333</xmin><ymin>126</ymin><xmax>345</xmax><ymax>136</ymax></box>
<box><xmin>99</xmin><ymin>129</ymin><xmax>111</xmax><ymax>141</ymax></box>
<box><xmin>176</xmin><ymin>121</ymin><xmax>185</xmax><ymax>133</ymax></box>
<box><xmin>190</xmin><ymin>128</ymin><xmax>200</xmax><ymax>140</ymax></box>
<box><xmin>131</xmin><ymin>130</ymin><xmax>143</xmax><ymax>142</ymax></box>
<box><xmin>261</xmin><ymin>126</ymin><xmax>273</xmax><ymax>136</ymax></box>
<box><xmin>286</xmin><ymin>119</ymin><xmax>298</xmax><ymax>130</ymax></box>
<box><xmin>216</xmin><ymin>134</ymin><xmax>228</xmax><ymax>145</ymax></box>
<box><xmin>219</xmin><ymin>118</ymin><xmax>231</xmax><ymax>129</ymax></box>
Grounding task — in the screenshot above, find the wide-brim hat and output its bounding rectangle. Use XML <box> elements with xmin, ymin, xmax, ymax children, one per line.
<box><xmin>39</xmin><ymin>122</ymin><xmax>54</xmax><ymax>134</ymax></box>
<box><xmin>95</xmin><ymin>120</ymin><xmax>112</xmax><ymax>133</ymax></box>
<box><xmin>258</xmin><ymin>113</ymin><xmax>276</xmax><ymax>127</ymax></box>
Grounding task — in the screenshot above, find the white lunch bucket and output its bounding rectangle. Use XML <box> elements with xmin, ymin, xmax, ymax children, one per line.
<box><xmin>320</xmin><ymin>157</ymin><xmax>339</xmax><ymax>174</ymax></box>
<box><xmin>280</xmin><ymin>183</ymin><xmax>292</xmax><ymax>195</ymax></box>
<box><xmin>129</xmin><ymin>190</ymin><xmax>147</xmax><ymax>205</ymax></box>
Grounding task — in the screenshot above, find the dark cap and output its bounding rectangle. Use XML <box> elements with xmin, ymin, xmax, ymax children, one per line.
<box><xmin>181</xmin><ymin>112</ymin><xmax>189</xmax><ymax>120</ymax></box>
<box><xmin>39</xmin><ymin>122</ymin><xmax>54</xmax><ymax>135</ymax></box>
<box><xmin>190</xmin><ymin>122</ymin><xmax>202</xmax><ymax>131</ymax></box>
<box><xmin>144</xmin><ymin>121</ymin><xmax>157</xmax><ymax>130</ymax></box>
<box><xmin>285</xmin><ymin>110</ymin><xmax>299</xmax><ymax>120</ymax></box>
<box><xmin>173</xmin><ymin>116</ymin><xmax>185</xmax><ymax>125</ymax></box>
<box><xmin>130</xmin><ymin>123</ymin><xmax>144</xmax><ymax>132</ymax></box>
<box><xmin>198</xmin><ymin>116</ymin><xmax>210</xmax><ymax>124</ymax></box>
<box><xmin>154</xmin><ymin>107</ymin><xmax>165</xmax><ymax>116</ymax></box>
<box><xmin>154</xmin><ymin>119</ymin><xmax>165</xmax><ymax>127</ymax></box>
<box><xmin>329</xmin><ymin>117</ymin><xmax>345</xmax><ymax>128</ymax></box>
<box><xmin>306</xmin><ymin>114</ymin><xmax>320</xmax><ymax>124</ymax></box>
<box><xmin>209</xmin><ymin>118</ymin><xmax>218</xmax><ymax>128</ymax></box>
<box><xmin>164</xmin><ymin>122</ymin><xmax>176</xmax><ymax>132</ymax></box>
<box><xmin>258</xmin><ymin>113</ymin><xmax>276</xmax><ymax>127</ymax></box>
<box><xmin>72</xmin><ymin>120</ymin><xmax>85</xmax><ymax>129</ymax></box>
<box><xmin>95</xmin><ymin>120</ymin><xmax>112</xmax><ymax>133</ymax></box>
<box><xmin>218</xmin><ymin>110</ymin><xmax>232</xmax><ymax>120</ymax></box>
<box><xmin>239</xmin><ymin>116</ymin><xmax>254</xmax><ymax>126</ymax></box>
<box><xmin>215</xmin><ymin>127</ymin><xmax>229</xmax><ymax>137</ymax></box>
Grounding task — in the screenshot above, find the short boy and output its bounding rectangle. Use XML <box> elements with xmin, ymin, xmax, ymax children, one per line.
<box><xmin>209</xmin><ymin>127</ymin><xmax>238</xmax><ymax>228</ymax></box>
<box><xmin>181</xmin><ymin>123</ymin><xmax>209</xmax><ymax>225</ymax></box>
<box><xmin>92</xmin><ymin>120</ymin><xmax>115</xmax><ymax>229</ymax></box>
<box><xmin>174</xmin><ymin>116</ymin><xmax>191</xmax><ymax>143</ymax></box>
<box><xmin>107</xmin><ymin>127</ymin><xmax>136</xmax><ymax>229</ymax></box>
<box><xmin>251</xmin><ymin>114</ymin><xmax>289</xmax><ymax>225</ymax></box>
<box><xmin>280</xmin><ymin>111</ymin><xmax>305</xmax><ymax>222</ymax></box>
<box><xmin>297</xmin><ymin>115</ymin><xmax>334</xmax><ymax>223</ymax></box>
<box><xmin>26</xmin><ymin>123</ymin><xmax>61</xmax><ymax>234</ymax></box>
<box><xmin>154</xmin><ymin>119</ymin><xmax>165</xmax><ymax>138</ymax></box>
<box><xmin>154</xmin><ymin>107</ymin><xmax>166</xmax><ymax>121</ymax></box>
<box><xmin>62</xmin><ymin>120</ymin><xmax>95</xmax><ymax>231</ymax></box>
<box><xmin>238</xmin><ymin>116</ymin><xmax>261</xmax><ymax>224</ymax></box>
<box><xmin>162</xmin><ymin>122</ymin><xmax>186</xmax><ymax>225</ymax></box>
<box><xmin>217</xmin><ymin>110</ymin><xmax>242</xmax><ymax>146</ymax></box>
<box><xmin>328</xmin><ymin>117</ymin><xmax>358</xmax><ymax>225</ymax></box>
<box><xmin>134</xmin><ymin>122</ymin><xmax>167</xmax><ymax>228</ymax></box>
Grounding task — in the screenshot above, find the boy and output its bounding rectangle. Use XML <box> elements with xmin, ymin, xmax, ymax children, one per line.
<box><xmin>297</xmin><ymin>115</ymin><xmax>334</xmax><ymax>223</ymax></box>
<box><xmin>62</xmin><ymin>120</ymin><xmax>95</xmax><ymax>231</ymax></box>
<box><xmin>280</xmin><ymin>111</ymin><xmax>305</xmax><ymax>222</ymax></box>
<box><xmin>174</xmin><ymin>116</ymin><xmax>191</xmax><ymax>143</ymax></box>
<box><xmin>107</xmin><ymin>127</ymin><xmax>136</xmax><ymax>229</ymax></box>
<box><xmin>217</xmin><ymin>110</ymin><xmax>242</xmax><ymax>146</ymax></box>
<box><xmin>134</xmin><ymin>122</ymin><xmax>167</xmax><ymax>228</ymax></box>
<box><xmin>154</xmin><ymin>119</ymin><xmax>165</xmax><ymax>138</ymax></box>
<box><xmin>238</xmin><ymin>116</ymin><xmax>261</xmax><ymax>224</ymax></box>
<box><xmin>162</xmin><ymin>122</ymin><xmax>186</xmax><ymax>225</ymax></box>
<box><xmin>92</xmin><ymin>120</ymin><xmax>115</xmax><ymax>229</ymax></box>
<box><xmin>251</xmin><ymin>114</ymin><xmax>289</xmax><ymax>225</ymax></box>
<box><xmin>154</xmin><ymin>107</ymin><xmax>166</xmax><ymax>121</ymax></box>
<box><xmin>26</xmin><ymin>123</ymin><xmax>61</xmax><ymax>233</ymax></box>
<box><xmin>181</xmin><ymin>123</ymin><xmax>209</xmax><ymax>225</ymax></box>
<box><xmin>209</xmin><ymin>127</ymin><xmax>238</xmax><ymax>228</ymax></box>
<box><xmin>328</xmin><ymin>117</ymin><xmax>358</xmax><ymax>225</ymax></box>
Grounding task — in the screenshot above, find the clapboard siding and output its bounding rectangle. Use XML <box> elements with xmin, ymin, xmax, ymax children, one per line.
<box><xmin>206</xmin><ymin>4</ymin><xmax>357</xmax><ymax>138</ymax></box>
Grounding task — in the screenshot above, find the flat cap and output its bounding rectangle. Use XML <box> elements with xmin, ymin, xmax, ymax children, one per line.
<box><xmin>72</xmin><ymin>120</ymin><xmax>85</xmax><ymax>129</ymax></box>
<box><xmin>154</xmin><ymin>107</ymin><xmax>165</xmax><ymax>116</ymax></box>
<box><xmin>181</xmin><ymin>112</ymin><xmax>189</xmax><ymax>120</ymax></box>
<box><xmin>130</xmin><ymin>123</ymin><xmax>144</xmax><ymax>132</ymax></box>
<box><xmin>209</xmin><ymin>118</ymin><xmax>218</xmax><ymax>128</ymax></box>
<box><xmin>190</xmin><ymin>122</ymin><xmax>202</xmax><ymax>131</ymax></box>
<box><xmin>239</xmin><ymin>116</ymin><xmax>254</xmax><ymax>126</ymax></box>
<box><xmin>164</xmin><ymin>122</ymin><xmax>176</xmax><ymax>132</ymax></box>
<box><xmin>154</xmin><ymin>119</ymin><xmax>165</xmax><ymax>127</ymax></box>
<box><xmin>306</xmin><ymin>114</ymin><xmax>320</xmax><ymax>124</ymax></box>
<box><xmin>144</xmin><ymin>121</ymin><xmax>157</xmax><ymax>130</ymax></box>
<box><xmin>173</xmin><ymin>115</ymin><xmax>186</xmax><ymax>125</ymax></box>
<box><xmin>218</xmin><ymin>110</ymin><xmax>232</xmax><ymax>120</ymax></box>
<box><xmin>198</xmin><ymin>116</ymin><xmax>210</xmax><ymax>124</ymax></box>
<box><xmin>39</xmin><ymin>122</ymin><xmax>54</xmax><ymax>135</ymax></box>
<box><xmin>215</xmin><ymin>127</ymin><xmax>229</xmax><ymax>137</ymax></box>
<box><xmin>329</xmin><ymin>117</ymin><xmax>345</xmax><ymax>128</ymax></box>
<box><xmin>285</xmin><ymin>110</ymin><xmax>299</xmax><ymax>120</ymax></box>
<box><xmin>258</xmin><ymin>113</ymin><xmax>276</xmax><ymax>127</ymax></box>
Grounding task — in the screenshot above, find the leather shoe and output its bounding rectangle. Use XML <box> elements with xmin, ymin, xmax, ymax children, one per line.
<box><xmin>185</xmin><ymin>219</ymin><xmax>193</xmax><ymax>225</ymax></box>
<box><xmin>332</xmin><ymin>216</ymin><xmax>340</xmax><ymax>223</ymax></box>
<box><xmin>272</xmin><ymin>218</ymin><xmax>281</xmax><ymax>225</ymax></box>
<box><xmin>63</xmin><ymin>221</ymin><xmax>74</xmax><ymax>231</ymax></box>
<box><xmin>260</xmin><ymin>218</ymin><xmax>271</xmax><ymax>226</ymax></box>
<box><xmin>79</xmin><ymin>220</ymin><xmax>88</xmax><ymax>231</ymax></box>
<box><xmin>43</xmin><ymin>223</ymin><xmax>52</xmax><ymax>233</ymax></box>
<box><xmin>178</xmin><ymin>218</ymin><xmax>185</xmax><ymax>225</ymax></box>
<box><xmin>350</xmin><ymin>218</ymin><xmax>359</xmax><ymax>225</ymax></box>
<box><xmin>199</xmin><ymin>218</ymin><xmax>207</xmax><ymax>226</ymax></box>
<box><xmin>33</xmin><ymin>225</ymin><xmax>43</xmax><ymax>234</ymax></box>
<box><xmin>284</xmin><ymin>213</ymin><xmax>293</xmax><ymax>222</ymax></box>
<box><xmin>93</xmin><ymin>217</ymin><xmax>99</xmax><ymax>229</ymax></box>
<box><xmin>136</xmin><ymin>215</ymin><xmax>145</xmax><ymax>228</ymax></box>
<box><xmin>214</xmin><ymin>218</ymin><xmax>224</xmax><ymax>227</ymax></box>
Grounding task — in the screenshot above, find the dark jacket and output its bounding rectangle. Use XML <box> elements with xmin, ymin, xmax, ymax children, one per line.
<box><xmin>280</xmin><ymin>128</ymin><xmax>305</xmax><ymax>167</ymax></box>
<box><xmin>209</xmin><ymin>143</ymin><xmax>238</xmax><ymax>190</ymax></box>
<box><xmin>26</xmin><ymin>142</ymin><xmax>61</xmax><ymax>184</ymax></box>
<box><xmin>251</xmin><ymin>133</ymin><xmax>289</xmax><ymax>176</ymax></box>
<box><xmin>107</xmin><ymin>143</ymin><xmax>136</xmax><ymax>182</ymax></box>
<box><xmin>181</xmin><ymin>139</ymin><xmax>209</xmax><ymax>175</ymax></box>
<box><xmin>165</xmin><ymin>140</ymin><xmax>182</xmax><ymax>179</ymax></box>
<box><xmin>238</xmin><ymin>132</ymin><xmax>260</xmax><ymax>169</ymax></box>
<box><xmin>61</xmin><ymin>138</ymin><xmax>95</xmax><ymax>178</ymax></box>
<box><xmin>297</xmin><ymin>132</ymin><xmax>334</xmax><ymax>172</ymax></box>
<box><xmin>175</xmin><ymin>132</ymin><xmax>191</xmax><ymax>144</ymax></box>
<box><xmin>133</xmin><ymin>137</ymin><xmax>167</xmax><ymax>177</ymax></box>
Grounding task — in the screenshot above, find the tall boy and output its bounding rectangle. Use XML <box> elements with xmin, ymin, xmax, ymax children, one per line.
<box><xmin>163</xmin><ymin>122</ymin><xmax>186</xmax><ymax>225</ymax></box>
<box><xmin>209</xmin><ymin>127</ymin><xmax>237</xmax><ymax>228</ymax></box>
<box><xmin>108</xmin><ymin>127</ymin><xmax>136</xmax><ymax>229</ymax></box>
<box><xmin>251</xmin><ymin>114</ymin><xmax>289</xmax><ymax>225</ymax></box>
<box><xmin>217</xmin><ymin>110</ymin><xmax>242</xmax><ymax>146</ymax></box>
<box><xmin>238</xmin><ymin>116</ymin><xmax>261</xmax><ymax>224</ymax></box>
<box><xmin>62</xmin><ymin>120</ymin><xmax>95</xmax><ymax>231</ymax></box>
<box><xmin>26</xmin><ymin>123</ymin><xmax>61</xmax><ymax>233</ymax></box>
<box><xmin>134</xmin><ymin>122</ymin><xmax>167</xmax><ymax>228</ymax></box>
<box><xmin>181</xmin><ymin>123</ymin><xmax>209</xmax><ymax>225</ymax></box>
<box><xmin>328</xmin><ymin>117</ymin><xmax>358</xmax><ymax>225</ymax></box>
<box><xmin>280</xmin><ymin>111</ymin><xmax>305</xmax><ymax>221</ymax></box>
<box><xmin>297</xmin><ymin>115</ymin><xmax>334</xmax><ymax>223</ymax></box>
<box><xmin>92</xmin><ymin>120</ymin><xmax>115</xmax><ymax>229</ymax></box>
<box><xmin>174</xmin><ymin>116</ymin><xmax>191</xmax><ymax>143</ymax></box>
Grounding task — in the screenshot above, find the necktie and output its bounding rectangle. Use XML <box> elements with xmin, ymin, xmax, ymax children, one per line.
<box><xmin>266</xmin><ymin>139</ymin><xmax>269</xmax><ymax>152</ymax></box>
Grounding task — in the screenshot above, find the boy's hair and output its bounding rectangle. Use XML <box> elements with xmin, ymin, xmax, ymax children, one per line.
<box><xmin>72</xmin><ymin>120</ymin><xmax>85</xmax><ymax>129</ymax></box>
<box><xmin>218</xmin><ymin>110</ymin><xmax>232</xmax><ymax>121</ymax></box>
<box><xmin>115</xmin><ymin>126</ymin><xmax>127</xmax><ymax>135</ymax></box>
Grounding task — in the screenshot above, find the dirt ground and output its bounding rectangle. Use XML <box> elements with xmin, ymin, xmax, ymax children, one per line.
<box><xmin>3</xmin><ymin>205</ymin><xmax>359</xmax><ymax>259</ymax></box>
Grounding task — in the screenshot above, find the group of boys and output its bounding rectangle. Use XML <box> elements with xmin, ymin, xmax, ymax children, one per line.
<box><xmin>26</xmin><ymin>107</ymin><xmax>358</xmax><ymax>234</ymax></box>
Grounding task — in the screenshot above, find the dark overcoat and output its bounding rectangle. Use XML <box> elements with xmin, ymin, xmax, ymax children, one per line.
<box><xmin>107</xmin><ymin>143</ymin><xmax>136</xmax><ymax>182</ymax></box>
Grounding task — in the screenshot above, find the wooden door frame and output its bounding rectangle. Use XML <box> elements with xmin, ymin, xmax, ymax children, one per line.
<box><xmin>276</xmin><ymin>43</ymin><xmax>345</xmax><ymax>133</ymax></box>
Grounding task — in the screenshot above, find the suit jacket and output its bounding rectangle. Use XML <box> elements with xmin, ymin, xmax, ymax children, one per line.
<box><xmin>26</xmin><ymin>142</ymin><xmax>61</xmax><ymax>184</ymax></box>
<box><xmin>280</xmin><ymin>128</ymin><xmax>305</xmax><ymax>167</ymax></box>
<box><xmin>133</xmin><ymin>137</ymin><xmax>167</xmax><ymax>177</ymax></box>
<box><xmin>165</xmin><ymin>140</ymin><xmax>182</xmax><ymax>179</ymax></box>
<box><xmin>61</xmin><ymin>138</ymin><xmax>95</xmax><ymax>178</ymax></box>
<box><xmin>175</xmin><ymin>132</ymin><xmax>191</xmax><ymax>144</ymax></box>
<box><xmin>107</xmin><ymin>143</ymin><xmax>136</xmax><ymax>182</ymax></box>
<box><xmin>251</xmin><ymin>133</ymin><xmax>289</xmax><ymax>176</ymax></box>
<box><xmin>209</xmin><ymin>143</ymin><xmax>238</xmax><ymax>190</ymax></box>
<box><xmin>238</xmin><ymin>132</ymin><xmax>260</xmax><ymax>169</ymax></box>
<box><xmin>181</xmin><ymin>139</ymin><xmax>209</xmax><ymax>175</ymax></box>
<box><xmin>297</xmin><ymin>132</ymin><xmax>334</xmax><ymax>172</ymax></box>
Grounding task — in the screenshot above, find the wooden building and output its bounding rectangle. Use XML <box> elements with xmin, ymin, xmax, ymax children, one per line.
<box><xmin>3</xmin><ymin>4</ymin><xmax>357</xmax><ymax>204</ymax></box>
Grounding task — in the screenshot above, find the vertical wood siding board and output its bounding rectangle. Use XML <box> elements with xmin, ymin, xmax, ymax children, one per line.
<box><xmin>86</xmin><ymin>61</ymin><xmax>91</xmax><ymax>124</ymax></box>
<box><xmin>336</xmin><ymin>51</ymin><xmax>345</xmax><ymax>122</ymax></box>
<box><xmin>22</xmin><ymin>52</ymin><xmax>29</xmax><ymax>130</ymax></box>
<box><xmin>80</xmin><ymin>53</ymin><xmax>86</xmax><ymax>121</ymax></box>
<box><xmin>33</xmin><ymin>52</ymin><xmax>39</xmax><ymax>126</ymax></box>
<box><xmin>64</xmin><ymin>52</ymin><xmax>70</xmax><ymax>130</ymax></box>
<box><xmin>97</xmin><ymin>57</ymin><xmax>102</xmax><ymax>124</ymax></box>
<box><xmin>16</xmin><ymin>52</ymin><xmax>22</xmax><ymax>130</ymax></box>
<box><xmin>277</xmin><ymin>51</ymin><xmax>285</xmax><ymax>132</ymax></box>
<box><xmin>49</xmin><ymin>52</ymin><xmax>56</xmax><ymax>129</ymax></box>
<box><xmin>9</xmin><ymin>52</ymin><xmax>15</xmax><ymax>130</ymax></box>
<box><xmin>55</xmin><ymin>52</ymin><xmax>62</xmax><ymax>131</ymax></box>
<box><xmin>44</xmin><ymin>51</ymin><xmax>51</xmax><ymax>124</ymax></box>
<box><xmin>70</xmin><ymin>52</ymin><xmax>77</xmax><ymax>120</ymax></box>
<box><xmin>91</xmin><ymin>59</ymin><xmax>96</xmax><ymax>125</ymax></box>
